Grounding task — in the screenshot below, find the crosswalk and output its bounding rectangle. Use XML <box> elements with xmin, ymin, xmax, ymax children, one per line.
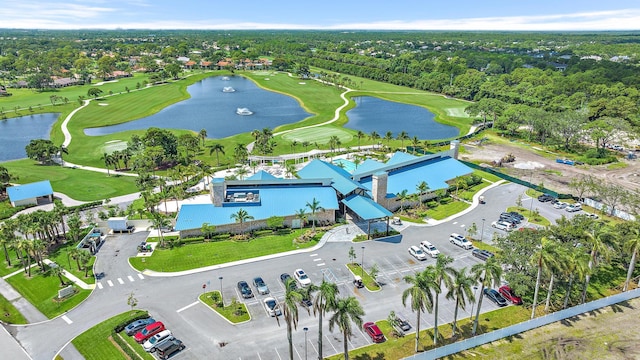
<box><xmin>97</xmin><ymin>273</ymin><xmax>144</xmax><ymax>289</ymax></box>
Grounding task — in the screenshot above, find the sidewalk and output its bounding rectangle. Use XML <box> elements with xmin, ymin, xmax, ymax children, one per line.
<box><xmin>43</xmin><ymin>259</ymin><xmax>95</xmax><ymax>290</ymax></box>
<box><xmin>0</xmin><ymin>276</ymin><xmax>47</xmax><ymax>323</ymax></box>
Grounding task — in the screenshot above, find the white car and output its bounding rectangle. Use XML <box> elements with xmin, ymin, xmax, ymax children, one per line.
<box><xmin>420</xmin><ymin>241</ymin><xmax>440</xmax><ymax>257</ymax></box>
<box><xmin>408</xmin><ymin>245</ymin><xmax>427</xmax><ymax>261</ymax></box>
<box><xmin>492</xmin><ymin>221</ymin><xmax>514</xmax><ymax>231</ymax></box>
<box><xmin>142</xmin><ymin>329</ymin><xmax>172</xmax><ymax>352</ymax></box>
<box><xmin>566</xmin><ymin>203</ymin><xmax>582</xmax><ymax>212</ymax></box>
<box><xmin>263</xmin><ymin>297</ymin><xmax>282</xmax><ymax>317</ymax></box>
<box><xmin>294</xmin><ymin>268</ymin><xmax>311</xmax><ymax>287</ymax></box>
<box><xmin>449</xmin><ymin>233</ymin><xmax>473</xmax><ymax>250</ymax></box>
<box><xmin>553</xmin><ymin>201</ymin><xmax>567</xmax><ymax>209</ymax></box>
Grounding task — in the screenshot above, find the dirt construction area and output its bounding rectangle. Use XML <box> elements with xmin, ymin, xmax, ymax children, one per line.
<box><xmin>460</xmin><ymin>141</ymin><xmax>640</xmax><ymax>194</ymax></box>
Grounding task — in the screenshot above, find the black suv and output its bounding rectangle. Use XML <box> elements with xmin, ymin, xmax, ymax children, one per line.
<box><xmin>237</xmin><ymin>281</ymin><xmax>254</xmax><ymax>298</ymax></box>
<box><xmin>499</xmin><ymin>213</ymin><xmax>520</xmax><ymax>224</ymax></box>
<box><xmin>472</xmin><ymin>249</ymin><xmax>494</xmax><ymax>261</ymax></box>
<box><xmin>156</xmin><ymin>339</ymin><xmax>185</xmax><ymax>359</ymax></box>
<box><xmin>537</xmin><ymin>194</ymin><xmax>555</xmax><ymax>202</ymax></box>
<box><xmin>508</xmin><ymin>211</ymin><xmax>525</xmax><ymax>221</ymax></box>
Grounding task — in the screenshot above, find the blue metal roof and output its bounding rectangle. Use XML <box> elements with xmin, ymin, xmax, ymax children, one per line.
<box><xmin>297</xmin><ymin>159</ymin><xmax>364</xmax><ymax>196</ymax></box>
<box><xmin>359</xmin><ymin>157</ymin><xmax>472</xmax><ymax>196</ymax></box>
<box><xmin>175</xmin><ymin>184</ymin><xmax>339</xmax><ymax>231</ymax></box>
<box><xmin>246</xmin><ymin>170</ymin><xmax>277</xmax><ymax>181</ymax></box>
<box><xmin>386</xmin><ymin>151</ymin><xmax>418</xmax><ymax>166</ymax></box>
<box><xmin>7</xmin><ymin>180</ymin><xmax>53</xmax><ymax>202</ymax></box>
<box><xmin>342</xmin><ymin>194</ymin><xmax>392</xmax><ymax>220</ymax></box>
<box><xmin>352</xmin><ymin>158</ymin><xmax>384</xmax><ymax>176</ymax></box>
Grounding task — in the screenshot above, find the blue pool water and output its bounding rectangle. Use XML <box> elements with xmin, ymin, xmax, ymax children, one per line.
<box><xmin>345</xmin><ymin>96</ymin><xmax>459</xmax><ymax>140</ymax></box>
<box><xmin>332</xmin><ymin>158</ymin><xmax>357</xmax><ymax>173</ymax></box>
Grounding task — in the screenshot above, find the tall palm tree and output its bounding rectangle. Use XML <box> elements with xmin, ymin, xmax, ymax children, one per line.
<box><xmin>16</xmin><ymin>239</ymin><xmax>33</xmax><ymax>277</ymax></box>
<box><xmin>208</xmin><ymin>143</ymin><xmax>225</xmax><ymax>166</ymax></box>
<box><xmin>150</xmin><ymin>213</ymin><xmax>171</xmax><ymax>248</ymax></box>
<box><xmin>402</xmin><ymin>268</ymin><xmax>438</xmax><ymax>352</ymax></box>
<box><xmin>397</xmin><ymin>131</ymin><xmax>409</xmax><ymax>150</ymax></box>
<box><xmin>0</xmin><ymin>219</ymin><xmax>18</xmax><ymax>266</ymax></box>
<box><xmin>623</xmin><ymin>224</ymin><xmax>640</xmax><ymax>291</ymax></box>
<box><xmin>384</xmin><ymin>131</ymin><xmax>393</xmax><ymax>149</ymax></box>
<box><xmin>294</xmin><ymin>209</ymin><xmax>307</xmax><ymax>230</ymax></box>
<box><xmin>230</xmin><ymin>208</ymin><xmax>254</xmax><ymax>236</ymax></box>
<box><xmin>282</xmin><ymin>277</ymin><xmax>303</xmax><ymax>360</ymax></box>
<box><xmin>411</xmin><ymin>136</ymin><xmax>420</xmax><ymax>153</ymax></box>
<box><xmin>432</xmin><ymin>255</ymin><xmax>455</xmax><ymax>345</ymax></box>
<box><xmin>530</xmin><ymin>237</ymin><xmax>560</xmax><ymax>318</ymax></box>
<box><xmin>49</xmin><ymin>264</ymin><xmax>66</xmax><ymax>286</ymax></box>
<box><xmin>69</xmin><ymin>247</ymin><xmax>83</xmax><ymax>271</ymax></box>
<box><xmin>562</xmin><ymin>247</ymin><xmax>590</xmax><ymax>309</ymax></box>
<box><xmin>544</xmin><ymin>243</ymin><xmax>567</xmax><ymax>313</ymax></box>
<box><xmin>416</xmin><ymin>181</ymin><xmax>430</xmax><ymax>209</ymax></box>
<box><xmin>369</xmin><ymin>131</ymin><xmax>380</xmax><ymax>149</ymax></box>
<box><xmin>356</xmin><ymin>130</ymin><xmax>365</xmax><ymax>150</ymax></box>
<box><xmin>446</xmin><ymin>267</ymin><xmax>476</xmax><ymax>336</ymax></box>
<box><xmin>234</xmin><ymin>167</ymin><xmax>249</xmax><ymax>180</ymax></box>
<box><xmin>101</xmin><ymin>152</ymin><xmax>113</xmax><ymax>176</ymax></box>
<box><xmin>471</xmin><ymin>257</ymin><xmax>502</xmax><ymax>336</ymax></box>
<box><xmin>396</xmin><ymin>189</ymin><xmax>409</xmax><ymax>213</ymax></box>
<box><xmin>234</xmin><ymin>143</ymin><xmax>248</xmax><ymax>164</ymax></box>
<box><xmin>328</xmin><ymin>296</ymin><xmax>365</xmax><ymax>360</ymax></box>
<box><xmin>306</xmin><ymin>198</ymin><xmax>323</xmax><ymax>231</ymax></box>
<box><xmin>581</xmin><ymin>226</ymin><xmax>613</xmax><ymax>303</ymax></box>
<box><xmin>199</xmin><ymin>128</ymin><xmax>207</xmax><ymax>146</ymax></box>
<box><xmin>312</xmin><ymin>280</ymin><xmax>339</xmax><ymax>360</ymax></box>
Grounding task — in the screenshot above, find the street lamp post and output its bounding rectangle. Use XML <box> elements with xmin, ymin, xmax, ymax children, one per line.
<box><xmin>470</xmin><ymin>285</ymin><xmax>479</xmax><ymax>321</ymax></box>
<box><xmin>303</xmin><ymin>327</ymin><xmax>308</xmax><ymax>360</ymax></box>
<box><xmin>480</xmin><ymin>218</ymin><xmax>486</xmax><ymax>242</ymax></box>
<box><xmin>218</xmin><ymin>276</ymin><xmax>224</xmax><ymax>307</ymax></box>
<box><xmin>361</xmin><ymin>246</ymin><xmax>365</xmax><ymax>278</ymax></box>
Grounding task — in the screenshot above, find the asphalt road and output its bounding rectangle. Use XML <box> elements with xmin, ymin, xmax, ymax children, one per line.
<box><xmin>9</xmin><ymin>183</ymin><xmax>584</xmax><ymax>360</ymax></box>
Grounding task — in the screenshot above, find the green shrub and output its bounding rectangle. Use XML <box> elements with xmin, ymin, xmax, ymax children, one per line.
<box><xmin>439</xmin><ymin>197</ymin><xmax>452</xmax><ymax>205</ymax></box>
<box><xmin>427</xmin><ymin>201</ymin><xmax>438</xmax><ymax>208</ymax></box>
<box><xmin>111</xmin><ymin>332</ymin><xmax>141</xmax><ymax>359</ymax></box>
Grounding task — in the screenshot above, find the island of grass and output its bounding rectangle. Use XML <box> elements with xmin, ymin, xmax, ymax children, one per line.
<box><xmin>130</xmin><ymin>229</ymin><xmax>324</xmax><ymax>273</ymax></box>
<box><xmin>346</xmin><ymin>263</ymin><xmax>380</xmax><ymax>291</ymax></box>
<box><xmin>199</xmin><ymin>291</ymin><xmax>250</xmax><ymax>324</ymax></box>
<box><xmin>0</xmin><ymin>294</ymin><xmax>27</xmax><ymax>324</ymax></box>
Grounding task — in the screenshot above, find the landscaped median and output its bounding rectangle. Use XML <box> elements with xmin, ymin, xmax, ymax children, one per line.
<box><xmin>346</xmin><ymin>263</ymin><xmax>380</xmax><ymax>291</ymax></box>
<box><xmin>130</xmin><ymin>229</ymin><xmax>324</xmax><ymax>273</ymax></box>
<box><xmin>199</xmin><ymin>291</ymin><xmax>250</xmax><ymax>324</ymax></box>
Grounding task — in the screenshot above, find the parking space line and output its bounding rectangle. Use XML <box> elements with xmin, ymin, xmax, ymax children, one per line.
<box><xmin>256</xmin><ymin>351</ymin><xmax>262</xmax><ymax>360</ymax></box>
<box><xmin>310</xmin><ymin>253</ymin><xmax>318</xmax><ymax>257</ymax></box>
<box><xmin>97</xmin><ymin>282</ymin><xmax>103</xmax><ymax>289</ymax></box>
<box><xmin>294</xmin><ymin>344</ymin><xmax>302</xmax><ymax>359</ymax></box>
<box><xmin>137</xmin><ymin>273</ymin><xmax>144</xmax><ymax>279</ymax></box>
<box><xmin>117</xmin><ymin>278</ymin><xmax>124</xmax><ymax>284</ymax></box>
<box><xmin>324</xmin><ymin>334</ymin><xmax>338</xmax><ymax>353</ymax></box>
<box><xmin>107</xmin><ymin>280</ymin><xmax>114</xmax><ymax>287</ymax></box>
<box><xmin>316</xmin><ymin>263</ymin><xmax>325</xmax><ymax>266</ymax></box>
<box><xmin>313</xmin><ymin>258</ymin><xmax>322</xmax><ymax>261</ymax></box>
<box><xmin>176</xmin><ymin>301</ymin><xmax>199</xmax><ymax>313</ymax></box>
<box><xmin>127</xmin><ymin>275</ymin><xmax>134</xmax><ymax>282</ymax></box>
<box><xmin>61</xmin><ymin>315</ymin><xmax>73</xmax><ymax>324</ymax></box>
<box><xmin>274</xmin><ymin>347</ymin><xmax>283</xmax><ymax>360</ymax></box>
<box><xmin>308</xmin><ymin>337</ymin><xmax>318</xmax><ymax>357</ymax></box>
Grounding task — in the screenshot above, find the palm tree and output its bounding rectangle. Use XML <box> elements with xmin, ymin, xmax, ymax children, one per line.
<box><xmin>432</xmin><ymin>255</ymin><xmax>455</xmax><ymax>345</ymax></box>
<box><xmin>328</xmin><ymin>296</ymin><xmax>365</xmax><ymax>360</ymax></box>
<box><xmin>150</xmin><ymin>213</ymin><xmax>171</xmax><ymax>248</ymax></box>
<box><xmin>49</xmin><ymin>264</ymin><xmax>66</xmax><ymax>286</ymax></box>
<box><xmin>446</xmin><ymin>267</ymin><xmax>476</xmax><ymax>336</ymax></box>
<box><xmin>411</xmin><ymin>136</ymin><xmax>420</xmax><ymax>154</ymax></box>
<box><xmin>294</xmin><ymin>209</ymin><xmax>307</xmax><ymax>230</ymax></box>
<box><xmin>416</xmin><ymin>181</ymin><xmax>430</xmax><ymax>209</ymax></box>
<box><xmin>0</xmin><ymin>220</ymin><xmax>18</xmax><ymax>266</ymax></box>
<box><xmin>208</xmin><ymin>143</ymin><xmax>225</xmax><ymax>166</ymax></box>
<box><xmin>312</xmin><ymin>280</ymin><xmax>339</xmax><ymax>360</ymax></box>
<box><xmin>328</xmin><ymin>135</ymin><xmax>340</xmax><ymax>153</ymax></box>
<box><xmin>16</xmin><ymin>239</ymin><xmax>33</xmax><ymax>277</ymax></box>
<box><xmin>471</xmin><ymin>257</ymin><xmax>502</xmax><ymax>336</ymax></box>
<box><xmin>562</xmin><ymin>247</ymin><xmax>590</xmax><ymax>309</ymax></box>
<box><xmin>356</xmin><ymin>130</ymin><xmax>365</xmax><ymax>150</ymax></box>
<box><xmin>101</xmin><ymin>152</ymin><xmax>113</xmax><ymax>176</ymax></box>
<box><xmin>402</xmin><ymin>268</ymin><xmax>438</xmax><ymax>352</ymax></box>
<box><xmin>306</xmin><ymin>198</ymin><xmax>323</xmax><ymax>231</ymax></box>
<box><xmin>544</xmin><ymin>243</ymin><xmax>567</xmax><ymax>313</ymax></box>
<box><xmin>623</xmin><ymin>224</ymin><xmax>640</xmax><ymax>292</ymax></box>
<box><xmin>581</xmin><ymin>226</ymin><xmax>613</xmax><ymax>303</ymax></box>
<box><xmin>234</xmin><ymin>167</ymin><xmax>249</xmax><ymax>180</ymax></box>
<box><xmin>396</xmin><ymin>189</ymin><xmax>409</xmax><ymax>213</ymax></box>
<box><xmin>282</xmin><ymin>277</ymin><xmax>303</xmax><ymax>360</ymax></box>
<box><xmin>384</xmin><ymin>131</ymin><xmax>393</xmax><ymax>149</ymax></box>
<box><xmin>530</xmin><ymin>237</ymin><xmax>560</xmax><ymax>318</ymax></box>
<box><xmin>234</xmin><ymin>143</ymin><xmax>248</xmax><ymax>164</ymax></box>
<box><xmin>69</xmin><ymin>247</ymin><xmax>83</xmax><ymax>271</ymax></box>
<box><xmin>230</xmin><ymin>208</ymin><xmax>254</xmax><ymax>236</ymax></box>
<box><xmin>199</xmin><ymin>128</ymin><xmax>207</xmax><ymax>146</ymax></box>
<box><xmin>397</xmin><ymin>131</ymin><xmax>409</xmax><ymax>150</ymax></box>
<box><xmin>369</xmin><ymin>131</ymin><xmax>380</xmax><ymax>149</ymax></box>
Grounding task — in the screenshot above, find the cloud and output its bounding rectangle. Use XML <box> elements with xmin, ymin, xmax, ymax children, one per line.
<box><xmin>1</xmin><ymin>6</ymin><xmax>640</xmax><ymax>30</ymax></box>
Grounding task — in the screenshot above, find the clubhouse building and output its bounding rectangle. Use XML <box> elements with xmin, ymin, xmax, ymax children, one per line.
<box><xmin>174</xmin><ymin>143</ymin><xmax>471</xmax><ymax>237</ymax></box>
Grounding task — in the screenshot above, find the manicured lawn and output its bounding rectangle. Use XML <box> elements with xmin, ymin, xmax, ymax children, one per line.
<box><xmin>5</xmin><ymin>267</ymin><xmax>91</xmax><ymax>318</ymax></box>
<box><xmin>117</xmin><ymin>330</ymin><xmax>155</xmax><ymax>360</ymax></box>
<box><xmin>346</xmin><ymin>263</ymin><xmax>380</xmax><ymax>291</ymax></box>
<box><xmin>1</xmin><ymin>159</ymin><xmax>138</xmax><ymax>201</ymax></box>
<box><xmin>0</xmin><ymin>293</ymin><xmax>27</xmax><ymax>324</ymax></box>
<box><xmin>0</xmin><ymin>199</ymin><xmax>29</xmax><ymax>220</ymax></box>
<box><xmin>428</xmin><ymin>200</ymin><xmax>471</xmax><ymax>220</ymax></box>
<box><xmin>199</xmin><ymin>291</ymin><xmax>250</xmax><ymax>323</ymax></box>
<box><xmin>130</xmin><ymin>229</ymin><xmax>323</xmax><ymax>272</ymax></box>
<box><xmin>47</xmin><ymin>242</ymin><xmax>96</xmax><ymax>284</ymax></box>
<box><xmin>72</xmin><ymin>310</ymin><xmax>148</xmax><ymax>360</ymax></box>
<box><xmin>0</xmin><ymin>253</ymin><xmax>24</xmax><ymax>277</ymax></box>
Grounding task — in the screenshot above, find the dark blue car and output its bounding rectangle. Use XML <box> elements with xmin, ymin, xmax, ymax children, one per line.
<box><xmin>124</xmin><ymin>317</ymin><xmax>155</xmax><ymax>336</ymax></box>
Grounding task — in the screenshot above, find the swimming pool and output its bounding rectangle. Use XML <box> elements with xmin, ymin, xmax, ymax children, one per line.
<box><xmin>332</xmin><ymin>158</ymin><xmax>357</xmax><ymax>173</ymax></box>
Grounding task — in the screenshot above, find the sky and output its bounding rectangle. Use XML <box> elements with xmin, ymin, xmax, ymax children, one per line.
<box><xmin>2</xmin><ymin>0</ymin><xmax>640</xmax><ymax>31</ymax></box>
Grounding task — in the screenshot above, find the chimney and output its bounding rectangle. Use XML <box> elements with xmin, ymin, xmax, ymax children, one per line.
<box><xmin>372</xmin><ymin>172</ymin><xmax>388</xmax><ymax>204</ymax></box>
<box><xmin>211</xmin><ymin>180</ymin><xmax>226</xmax><ymax>207</ymax></box>
<box><xmin>449</xmin><ymin>140</ymin><xmax>460</xmax><ymax>159</ymax></box>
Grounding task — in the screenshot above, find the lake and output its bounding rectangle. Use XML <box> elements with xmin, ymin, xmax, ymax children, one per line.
<box><xmin>345</xmin><ymin>96</ymin><xmax>459</xmax><ymax>139</ymax></box>
<box><xmin>84</xmin><ymin>76</ymin><xmax>311</xmax><ymax>138</ymax></box>
<box><xmin>0</xmin><ymin>113</ymin><xmax>60</xmax><ymax>162</ymax></box>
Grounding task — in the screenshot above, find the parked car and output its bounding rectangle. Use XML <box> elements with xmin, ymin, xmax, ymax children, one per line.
<box><xmin>253</xmin><ymin>276</ymin><xmax>269</xmax><ymax>295</ymax></box>
<box><xmin>499</xmin><ymin>285</ymin><xmax>523</xmax><ymax>305</ymax></box>
<box><xmin>142</xmin><ymin>330</ymin><xmax>172</xmax><ymax>352</ymax></box>
<box><xmin>538</xmin><ymin>194</ymin><xmax>555</xmax><ymax>202</ymax></box>
<box><xmin>472</xmin><ymin>249</ymin><xmax>494</xmax><ymax>261</ymax></box>
<box><xmin>498</xmin><ymin>216</ymin><xmax>519</xmax><ymax>226</ymax></box>
<box><xmin>263</xmin><ymin>297</ymin><xmax>282</xmax><ymax>317</ymax></box>
<box><xmin>156</xmin><ymin>339</ymin><xmax>185</xmax><ymax>360</ymax></box>
<box><xmin>294</xmin><ymin>268</ymin><xmax>311</xmax><ymax>287</ymax></box>
<box><xmin>237</xmin><ymin>280</ymin><xmax>254</xmax><ymax>299</ymax></box>
<box><xmin>449</xmin><ymin>233</ymin><xmax>473</xmax><ymax>250</ymax></box>
<box><xmin>553</xmin><ymin>201</ymin><xmax>568</xmax><ymax>209</ymax></box>
<box><xmin>363</xmin><ymin>322</ymin><xmax>386</xmax><ymax>343</ymax></box>
<box><xmin>586</xmin><ymin>213</ymin><xmax>599</xmax><ymax>219</ymax></box>
<box><xmin>483</xmin><ymin>288</ymin><xmax>508</xmax><ymax>307</ymax></box>
<box><xmin>124</xmin><ymin>317</ymin><xmax>155</xmax><ymax>336</ymax></box>
<box><xmin>392</xmin><ymin>314</ymin><xmax>412</xmax><ymax>336</ymax></box>
<box><xmin>408</xmin><ymin>245</ymin><xmax>427</xmax><ymax>261</ymax></box>
<box><xmin>420</xmin><ymin>241</ymin><xmax>440</xmax><ymax>258</ymax></box>
<box><xmin>566</xmin><ymin>203</ymin><xmax>582</xmax><ymax>212</ymax></box>
<box><xmin>491</xmin><ymin>220</ymin><xmax>514</xmax><ymax>231</ymax></box>
<box><xmin>508</xmin><ymin>211</ymin><xmax>525</xmax><ymax>221</ymax></box>
<box><xmin>134</xmin><ymin>321</ymin><xmax>166</xmax><ymax>343</ymax></box>
<box><xmin>500</xmin><ymin>212</ymin><xmax>521</xmax><ymax>223</ymax></box>
<box><xmin>280</xmin><ymin>273</ymin><xmax>298</xmax><ymax>290</ymax></box>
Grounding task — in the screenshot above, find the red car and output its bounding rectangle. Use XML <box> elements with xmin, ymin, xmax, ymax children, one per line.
<box><xmin>134</xmin><ymin>321</ymin><xmax>166</xmax><ymax>343</ymax></box>
<box><xmin>499</xmin><ymin>285</ymin><xmax>523</xmax><ymax>305</ymax></box>
<box><xmin>363</xmin><ymin>322</ymin><xmax>385</xmax><ymax>343</ymax></box>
